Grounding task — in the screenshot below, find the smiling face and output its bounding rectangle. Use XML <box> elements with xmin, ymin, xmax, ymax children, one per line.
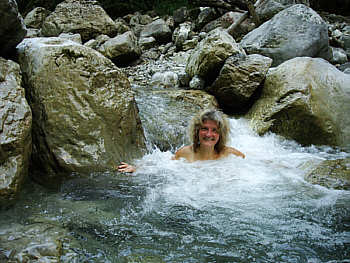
<box><xmin>198</xmin><ymin>120</ymin><xmax>220</xmax><ymax>148</ymax></box>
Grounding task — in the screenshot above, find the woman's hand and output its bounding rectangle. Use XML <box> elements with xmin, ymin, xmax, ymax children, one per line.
<box><xmin>118</xmin><ymin>162</ymin><xmax>137</xmax><ymax>173</ymax></box>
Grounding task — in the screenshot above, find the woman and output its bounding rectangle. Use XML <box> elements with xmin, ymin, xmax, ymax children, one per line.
<box><xmin>118</xmin><ymin>109</ymin><xmax>244</xmax><ymax>173</ymax></box>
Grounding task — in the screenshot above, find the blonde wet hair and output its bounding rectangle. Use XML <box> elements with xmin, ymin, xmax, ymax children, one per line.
<box><xmin>189</xmin><ymin>109</ymin><xmax>230</xmax><ymax>154</ymax></box>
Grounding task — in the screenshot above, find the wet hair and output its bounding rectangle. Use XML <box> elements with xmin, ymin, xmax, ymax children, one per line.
<box><xmin>189</xmin><ymin>109</ymin><xmax>230</xmax><ymax>154</ymax></box>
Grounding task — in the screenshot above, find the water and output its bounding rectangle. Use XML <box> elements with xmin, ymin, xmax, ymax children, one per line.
<box><xmin>1</xmin><ymin>59</ymin><xmax>349</xmax><ymax>262</ymax></box>
<box><xmin>1</xmin><ymin>116</ymin><xmax>349</xmax><ymax>262</ymax></box>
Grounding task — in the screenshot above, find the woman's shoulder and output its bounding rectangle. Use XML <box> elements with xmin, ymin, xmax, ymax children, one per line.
<box><xmin>173</xmin><ymin>145</ymin><xmax>194</xmax><ymax>160</ymax></box>
<box><xmin>221</xmin><ymin>146</ymin><xmax>245</xmax><ymax>159</ymax></box>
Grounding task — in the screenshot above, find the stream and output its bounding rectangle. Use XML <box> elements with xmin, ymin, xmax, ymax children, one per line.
<box><xmin>0</xmin><ymin>57</ymin><xmax>349</xmax><ymax>262</ymax></box>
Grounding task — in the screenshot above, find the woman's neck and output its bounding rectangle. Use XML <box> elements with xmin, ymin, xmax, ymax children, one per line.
<box><xmin>194</xmin><ymin>145</ymin><xmax>218</xmax><ymax>161</ymax></box>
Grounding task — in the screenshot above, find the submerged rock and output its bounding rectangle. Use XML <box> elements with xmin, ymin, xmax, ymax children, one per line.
<box><xmin>0</xmin><ymin>58</ymin><xmax>32</xmax><ymax>207</ymax></box>
<box><xmin>247</xmin><ymin>57</ymin><xmax>350</xmax><ymax>148</ymax></box>
<box><xmin>305</xmin><ymin>158</ymin><xmax>350</xmax><ymax>190</ymax></box>
<box><xmin>17</xmin><ymin>37</ymin><xmax>145</xmax><ymax>176</ymax></box>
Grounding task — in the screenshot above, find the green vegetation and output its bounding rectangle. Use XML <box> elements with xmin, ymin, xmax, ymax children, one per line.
<box><xmin>16</xmin><ymin>0</ymin><xmax>194</xmax><ymax>18</ymax></box>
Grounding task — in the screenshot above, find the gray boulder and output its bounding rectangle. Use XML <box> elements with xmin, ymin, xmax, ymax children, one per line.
<box><xmin>340</xmin><ymin>25</ymin><xmax>350</xmax><ymax>57</ymax></box>
<box><xmin>330</xmin><ymin>47</ymin><xmax>348</xmax><ymax>65</ymax></box>
<box><xmin>195</xmin><ymin>7</ymin><xmax>223</xmax><ymax>31</ymax></box>
<box><xmin>149</xmin><ymin>71</ymin><xmax>179</xmax><ymax>89</ymax></box>
<box><xmin>240</xmin><ymin>4</ymin><xmax>332</xmax><ymax>67</ymax></box>
<box><xmin>173</xmin><ymin>6</ymin><xmax>191</xmax><ymax>25</ymax></box>
<box><xmin>0</xmin><ymin>0</ymin><xmax>27</xmax><ymax>58</ymax></box>
<box><xmin>0</xmin><ymin>58</ymin><xmax>32</xmax><ymax>207</ymax></box>
<box><xmin>58</xmin><ymin>32</ymin><xmax>82</xmax><ymax>44</ymax></box>
<box><xmin>256</xmin><ymin>0</ymin><xmax>310</xmax><ymax>22</ymax></box>
<box><xmin>98</xmin><ymin>31</ymin><xmax>141</xmax><ymax>66</ymax></box>
<box><xmin>16</xmin><ymin>37</ymin><xmax>145</xmax><ymax>175</ymax></box>
<box><xmin>172</xmin><ymin>22</ymin><xmax>192</xmax><ymax>50</ymax></box>
<box><xmin>185</xmin><ymin>28</ymin><xmax>246</xmax><ymax>85</ymax></box>
<box><xmin>24</xmin><ymin>7</ymin><xmax>50</xmax><ymax>29</ymax></box>
<box><xmin>140</xmin><ymin>19</ymin><xmax>172</xmax><ymax>45</ymax></box>
<box><xmin>212</xmin><ymin>54</ymin><xmax>273</xmax><ymax>110</ymax></box>
<box><xmin>41</xmin><ymin>0</ymin><xmax>117</xmax><ymax>42</ymax></box>
<box><xmin>189</xmin><ymin>75</ymin><xmax>205</xmax><ymax>90</ymax></box>
<box><xmin>247</xmin><ymin>57</ymin><xmax>350</xmax><ymax>148</ymax></box>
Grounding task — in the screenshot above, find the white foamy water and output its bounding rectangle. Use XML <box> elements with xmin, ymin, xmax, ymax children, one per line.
<box><xmin>113</xmin><ymin>117</ymin><xmax>349</xmax><ymax>262</ymax></box>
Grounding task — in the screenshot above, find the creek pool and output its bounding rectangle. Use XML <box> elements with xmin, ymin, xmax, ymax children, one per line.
<box><xmin>1</xmin><ymin>117</ymin><xmax>349</xmax><ymax>262</ymax></box>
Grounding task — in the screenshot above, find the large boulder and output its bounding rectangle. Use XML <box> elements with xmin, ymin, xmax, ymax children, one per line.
<box><xmin>0</xmin><ymin>0</ymin><xmax>27</xmax><ymax>59</ymax></box>
<box><xmin>24</xmin><ymin>7</ymin><xmax>50</xmax><ymax>29</ymax></box>
<box><xmin>16</xmin><ymin>37</ymin><xmax>145</xmax><ymax>175</ymax></box>
<box><xmin>240</xmin><ymin>4</ymin><xmax>332</xmax><ymax>67</ymax></box>
<box><xmin>41</xmin><ymin>0</ymin><xmax>117</xmax><ymax>42</ymax></box>
<box><xmin>140</xmin><ymin>19</ymin><xmax>172</xmax><ymax>45</ymax></box>
<box><xmin>0</xmin><ymin>58</ymin><xmax>32</xmax><ymax>207</ymax></box>
<box><xmin>185</xmin><ymin>28</ymin><xmax>246</xmax><ymax>85</ymax></box>
<box><xmin>247</xmin><ymin>57</ymin><xmax>350</xmax><ymax>148</ymax></box>
<box><xmin>212</xmin><ymin>53</ymin><xmax>273</xmax><ymax>111</ymax></box>
<box><xmin>256</xmin><ymin>0</ymin><xmax>310</xmax><ymax>22</ymax></box>
<box><xmin>98</xmin><ymin>31</ymin><xmax>141</xmax><ymax>66</ymax></box>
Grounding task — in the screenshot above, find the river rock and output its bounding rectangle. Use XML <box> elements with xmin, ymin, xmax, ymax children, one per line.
<box><xmin>58</xmin><ymin>32</ymin><xmax>82</xmax><ymax>44</ymax></box>
<box><xmin>172</xmin><ymin>22</ymin><xmax>192</xmax><ymax>50</ymax></box>
<box><xmin>0</xmin><ymin>58</ymin><xmax>32</xmax><ymax>207</ymax></box>
<box><xmin>247</xmin><ymin>57</ymin><xmax>350</xmax><ymax>148</ymax></box>
<box><xmin>256</xmin><ymin>0</ymin><xmax>310</xmax><ymax>22</ymax></box>
<box><xmin>23</xmin><ymin>7</ymin><xmax>50</xmax><ymax>29</ymax></box>
<box><xmin>166</xmin><ymin>89</ymin><xmax>219</xmax><ymax>110</ymax></box>
<box><xmin>41</xmin><ymin>0</ymin><xmax>117</xmax><ymax>42</ymax></box>
<box><xmin>221</xmin><ymin>11</ymin><xmax>253</xmax><ymax>40</ymax></box>
<box><xmin>16</xmin><ymin>37</ymin><xmax>145</xmax><ymax>175</ymax></box>
<box><xmin>304</xmin><ymin>159</ymin><xmax>350</xmax><ymax>190</ymax></box>
<box><xmin>195</xmin><ymin>7</ymin><xmax>223</xmax><ymax>31</ymax></box>
<box><xmin>0</xmin><ymin>223</ymin><xmax>78</xmax><ymax>262</ymax></box>
<box><xmin>149</xmin><ymin>71</ymin><xmax>179</xmax><ymax>88</ymax></box>
<box><xmin>140</xmin><ymin>18</ymin><xmax>172</xmax><ymax>45</ymax></box>
<box><xmin>339</xmin><ymin>25</ymin><xmax>350</xmax><ymax>57</ymax></box>
<box><xmin>337</xmin><ymin>62</ymin><xmax>350</xmax><ymax>74</ymax></box>
<box><xmin>240</xmin><ymin>4</ymin><xmax>332</xmax><ymax>67</ymax></box>
<box><xmin>212</xmin><ymin>53</ymin><xmax>273</xmax><ymax>110</ymax></box>
<box><xmin>189</xmin><ymin>75</ymin><xmax>205</xmax><ymax>90</ymax></box>
<box><xmin>98</xmin><ymin>31</ymin><xmax>141</xmax><ymax>66</ymax></box>
<box><xmin>182</xmin><ymin>37</ymin><xmax>199</xmax><ymax>51</ymax></box>
<box><xmin>173</xmin><ymin>6</ymin><xmax>191</xmax><ymax>25</ymax></box>
<box><xmin>185</xmin><ymin>28</ymin><xmax>246</xmax><ymax>85</ymax></box>
<box><xmin>0</xmin><ymin>0</ymin><xmax>27</xmax><ymax>59</ymax></box>
<box><xmin>330</xmin><ymin>47</ymin><xmax>348</xmax><ymax>65</ymax></box>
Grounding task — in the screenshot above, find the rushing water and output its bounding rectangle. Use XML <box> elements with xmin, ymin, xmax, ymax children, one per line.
<box><xmin>1</xmin><ymin>59</ymin><xmax>349</xmax><ymax>262</ymax></box>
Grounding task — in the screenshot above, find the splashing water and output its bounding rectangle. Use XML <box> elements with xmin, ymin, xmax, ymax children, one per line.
<box><xmin>1</xmin><ymin>69</ymin><xmax>349</xmax><ymax>262</ymax></box>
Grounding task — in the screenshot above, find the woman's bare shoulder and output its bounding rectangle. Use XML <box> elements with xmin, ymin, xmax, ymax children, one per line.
<box><xmin>173</xmin><ymin>145</ymin><xmax>193</xmax><ymax>160</ymax></box>
<box><xmin>222</xmin><ymin>146</ymin><xmax>245</xmax><ymax>159</ymax></box>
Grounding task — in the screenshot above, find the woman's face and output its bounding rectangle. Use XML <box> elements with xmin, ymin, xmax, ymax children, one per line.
<box><xmin>198</xmin><ymin>120</ymin><xmax>220</xmax><ymax>148</ymax></box>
